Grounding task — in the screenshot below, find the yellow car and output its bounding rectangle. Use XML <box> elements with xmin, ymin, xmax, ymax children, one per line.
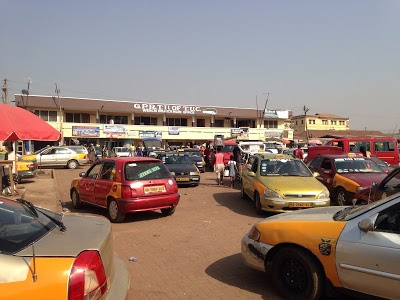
<box><xmin>17</xmin><ymin>159</ymin><xmax>37</xmax><ymax>182</ymax></box>
<box><xmin>240</xmin><ymin>153</ymin><xmax>330</xmax><ymax>214</ymax></box>
<box><xmin>242</xmin><ymin>194</ymin><xmax>400</xmax><ymax>299</ymax></box>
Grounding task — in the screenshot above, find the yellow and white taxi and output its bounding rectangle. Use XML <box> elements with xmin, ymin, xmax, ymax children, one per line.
<box><xmin>240</xmin><ymin>153</ymin><xmax>330</xmax><ymax>214</ymax></box>
<box><xmin>242</xmin><ymin>193</ymin><xmax>400</xmax><ymax>299</ymax></box>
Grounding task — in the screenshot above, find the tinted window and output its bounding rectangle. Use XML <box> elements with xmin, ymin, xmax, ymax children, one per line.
<box><xmin>375</xmin><ymin>204</ymin><xmax>400</xmax><ymax>234</ymax></box>
<box><xmin>349</xmin><ymin>141</ymin><xmax>370</xmax><ymax>152</ymax></box>
<box><xmin>374</xmin><ymin>141</ymin><xmax>395</xmax><ymax>152</ymax></box>
<box><xmin>124</xmin><ymin>162</ymin><xmax>172</xmax><ymax>181</ymax></box>
<box><xmin>309</xmin><ymin>157</ymin><xmax>322</xmax><ymax>169</ymax></box>
<box><xmin>99</xmin><ymin>162</ymin><xmax>116</xmax><ymax>180</ymax></box>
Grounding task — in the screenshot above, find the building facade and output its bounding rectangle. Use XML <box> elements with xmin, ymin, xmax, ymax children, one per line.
<box><xmin>15</xmin><ymin>95</ymin><xmax>293</xmax><ymax>152</ymax></box>
<box><xmin>291</xmin><ymin>113</ymin><xmax>349</xmax><ymax>132</ymax></box>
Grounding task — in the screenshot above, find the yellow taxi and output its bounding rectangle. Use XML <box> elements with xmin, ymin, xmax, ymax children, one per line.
<box><xmin>17</xmin><ymin>159</ymin><xmax>37</xmax><ymax>182</ymax></box>
<box><xmin>241</xmin><ymin>194</ymin><xmax>400</xmax><ymax>299</ymax></box>
<box><xmin>241</xmin><ymin>153</ymin><xmax>330</xmax><ymax>214</ymax></box>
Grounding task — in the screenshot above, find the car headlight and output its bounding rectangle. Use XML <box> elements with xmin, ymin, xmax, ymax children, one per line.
<box><xmin>356</xmin><ymin>186</ymin><xmax>366</xmax><ymax>192</ymax></box>
<box><xmin>248</xmin><ymin>225</ymin><xmax>260</xmax><ymax>241</ymax></box>
<box><xmin>318</xmin><ymin>189</ymin><xmax>330</xmax><ymax>199</ymax></box>
<box><xmin>264</xmin><ymin>189</ymin><xmax>283</xmax><ymax>199</ymax></box>
<box><xmin>189</xmin><ymin>171</ymin><xmax>198</xmax><ymax>176</ymax></box>
<box><xmin>170</xmin><ymin>171</ymin><xmax>175</xmax><ymax>175</ymax></box>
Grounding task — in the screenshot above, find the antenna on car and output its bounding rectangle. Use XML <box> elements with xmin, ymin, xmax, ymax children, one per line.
<box><xmin>32</xmin><ymin>244</ymin><xmax>38</xmax><ymax>282</ymax></box>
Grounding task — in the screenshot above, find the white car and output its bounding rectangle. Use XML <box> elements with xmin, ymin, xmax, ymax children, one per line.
<box><xmin>111</xmin><ymin>147</ymin><xmax>131</xmax><ymax>157</ymax></box>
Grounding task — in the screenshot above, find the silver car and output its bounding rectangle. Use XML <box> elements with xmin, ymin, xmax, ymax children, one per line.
<box><xmin>241</xmin><ymin>194</ymin><xmax>400</xmax><ymax>299</ymax></box>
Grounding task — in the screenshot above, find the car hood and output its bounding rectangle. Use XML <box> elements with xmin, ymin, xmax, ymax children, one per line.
<box><xmin>338</xmin><ymin>173</ymin><xmax>387</xmax><ymax>187</ymax></box>
<box><xmin>16</xmin><ymin>214</ymin><xmax>113</xmax><ymax>257</ymax></box>
<box><xmin>165</xmin><ymin>164</ymin><xmax>197</xmax><ymax>173</ymax></box>
<box><xmin>263</xmin><ymin>206</ymin><xmax>343</xmax><ymax>222</ymax></box>
<box><xmin>263</xmin><ymin>176</ymin><xmax>327</xmax><ymax>195</ymax></box>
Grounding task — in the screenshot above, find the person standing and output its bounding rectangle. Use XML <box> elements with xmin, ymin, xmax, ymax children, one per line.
<box><xmin>102</xmin><ymin>145</ymin><xmax>108</xmax><ymax>159</ymax></box>
<box><xmin>293</xmin><ymin>145</ymin><xmax>304</xmax><ymax>160</ymax></box>
<box><xmin>88</xmin><ymin>144</ymin><xmax>95</xmax><ymax>164</ymax></box>
<box><xmin>227</xmin><ymin>155</ymin><xmax>239</xmax><ymax>188</ymax></box>
<box><xmin>214</xmin><ymin>148</ymin><xmax>225</xmax><ymax>185</ymax></box>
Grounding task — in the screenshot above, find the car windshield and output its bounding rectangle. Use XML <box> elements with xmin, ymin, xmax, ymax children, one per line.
<box><xmin>124</xmin><ymin>161</ymin><xmax>172</xmax><ymax>180</ymax></box>
<box><xmin>370</xmin><ymin>156</ymin><xmax>389</xmax><ymax>168</ymax></box>
<box><xmin>163</xmin><ymin>155</ymin><xmax>192</xmax><ymax>164</ymax></box>
<box><xmin>221</xmin><ymin>145</ymin><xmax>235</xmax><ymax>152</ymax></box>
<box><xmin>184</xmin><ymin>151</ymin><xmax>202</xmax><ymax>157</ymax></box>
<box><xmin>333</xmin><ymin>158</ymin><xmax>383</xmax><ymax>174</ymax></box>
<box><xmin>143</xmin><ymin>139</ymin><xmax>162</xmax><ymax>149</ymax></box>
<box><xmin>0</xmin><ymin>199</ymin><xmax>59</xmax><ymax>254</ymax></box>
<box><xmin>260</xmin><ymin>159</ymin><xmax>312</xmax><ymax>177</ymax></box>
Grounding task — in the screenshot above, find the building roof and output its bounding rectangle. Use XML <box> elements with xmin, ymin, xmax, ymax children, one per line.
<box><xmin>294</xmin><ymin>130</ymin><xmax>390</xmax><ymax>140</ymax></box>
<box><xmin>292</xmin><ymin>113</ymin><xmax>348</xmax><ymax>120</ymax></box>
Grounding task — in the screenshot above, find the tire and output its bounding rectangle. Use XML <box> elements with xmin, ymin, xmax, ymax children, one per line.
<box><xmin>161</xmin><ymin>206</ymin><xmax>176</xmax><ymax>216</ymax></box>
<box><xmin>271</xmin><ymin>247</ymin><xmax>325</xmax><ymax>300</ymax></box>
<box><xmin>107</xmin><ymin>198</ymin><xmax>126</xmax><ymax>223</ymax></box>
<box><xmin>336</xmin><ymin>187</ymin><xmax>347</xmax><ymax>206</ymax></box>
<box><xmin>67</xmin><ymin>160</ymin><xmax>78</xmax><ymax>169</ymax></box>
<box><xmin>241</xmin><ymin>185</ymin><xmax>249</xmax><ymax>199</ymax></box>
<box><xmin>254</xmin><ymin>192</ymin><xmax>263</xmax><ymax>215</ymax></box>
<box><xmin>71</xmin><ymin>189</ymin><xmax>82</xmax><ymax>209</ymax></box>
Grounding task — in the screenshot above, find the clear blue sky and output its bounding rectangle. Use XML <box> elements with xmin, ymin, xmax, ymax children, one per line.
<box><xmin>2</xmin><ymin>0</ymin><xmax>399</xmax><ymax>133</ymax></box>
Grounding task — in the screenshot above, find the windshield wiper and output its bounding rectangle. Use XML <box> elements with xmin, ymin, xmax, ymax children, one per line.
<box><xmin>17</xmin><ymin>199</ymin><xmax>66</xmax><ymax>232</ymax></box>
<box><xmin>332</xmin><ymin>206</ymin><xmax>354</xmax><ymax>221</ymax></box>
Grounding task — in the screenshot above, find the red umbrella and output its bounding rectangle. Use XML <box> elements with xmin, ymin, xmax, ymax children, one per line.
<box><xmin>0</xmin><ymin>104</ymin><xmax>61</xmax><ymax>141</ymax></box>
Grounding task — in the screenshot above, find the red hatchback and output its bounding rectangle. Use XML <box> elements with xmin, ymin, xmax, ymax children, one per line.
<box><xmin>70</xmin><ymin>157</ymin><xmax>180</xmax><ymax>222</ymax></box>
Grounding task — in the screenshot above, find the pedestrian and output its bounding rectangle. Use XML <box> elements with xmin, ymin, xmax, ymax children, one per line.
<box><xmin>136</xmin><ymin>146</ymin><xmax>143</xmax><ymax>157</ymax></box>
<box><xmin>227</xmin><ymin>155</ymin><xmax>239</xmax><ymax>188</ymax></box>
<box><xmin>293</xmin><ymin>145</ymin><xmax>304</xmax><ymax>160</ymax></box>
<box><xmin>88</xmin><ymin>143</ymin><xmax>95</xmax><ymax>164</ymax></box>
<box><xmin>214</xmin><ymin>148</ymin><xmax>225</xmax><ymax>185</ymax></box>
<box><xmin>359</xmin><ymin>146</ymin><xmax>370</xmax><ymax>157</ymax></box>
<box><xmin>102</xmin><ymin>145</ymin><xmax>108</xmax><ymax>158</ymax></box>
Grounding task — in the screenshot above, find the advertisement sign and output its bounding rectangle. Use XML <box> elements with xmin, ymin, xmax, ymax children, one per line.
<box><xmin>264</xmin><ymin>131</ymin><xmax>282</xmax><ymax>138</ymax></box>
<box><xmin>103</xmin><ymin>124</ymin><xmax>126</xmax><ymax>134</ymax></box>
<box><xmin>133</xmin><ymin>103</ymin><xmax>218</xmax><ymax>115</ymax></box>
<box><xmin>168</xmin><ymin>127</ymin><xmax>180</xmax><ymax>135</ymax></box>
<box><xmin>72</xmin><ymin>126</ymin><xmax>100</xmax><ymax>137</ymax></box>
<box><xmin>236</xmin><ymin>127</ymin><xmax>249</xmax><ymax>140</ymax></box>
<box><xmin>139</xmin><ymin>131</ymin><xmax>162</xmax><ymax>138</ymax></box>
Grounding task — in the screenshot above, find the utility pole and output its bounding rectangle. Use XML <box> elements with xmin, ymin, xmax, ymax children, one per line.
<box><xmin>2</xmin><ymin>79</ymin><xmax>8</xmax><ymax>104</ymax></box>
<box><xmin>303</xmin><ymin>105</ymin><xmax>310</xmax><ymax>145</ymax></box>
<box><xmin>55</xmin><ymin>83</ymin><xmax>63</xmax><ymax>146</ymax></box>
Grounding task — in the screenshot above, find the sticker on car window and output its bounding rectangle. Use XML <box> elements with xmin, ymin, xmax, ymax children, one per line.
<box><xmin>127</xmin><ymin>163</ymin><xmax>137</xmax><ymax>167</ymax></box>
<box><xmin>138</xmin><ymin>166</ymin><xmax>161</xmax><ymax>178</ymax></box>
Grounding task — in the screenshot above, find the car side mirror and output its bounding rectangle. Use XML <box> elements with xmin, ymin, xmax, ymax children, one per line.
<box><xmin>313</xmin><ymin>172</ymin><xmax>320</xmax><ymax>177</ymax></box>
<box><xmin>248</xmin><ymin>171</ymin><xmax>256</xmax><ymax>177</ymax></box>
<box><xmin>79</xmin><ymin>172</ymin><xmax>87</xmax><ymax>178</ymax></box>
<box><xmin>358</xmin><ymin>213</ymin><xmax>378</xmax><ymax>232</ymax></box>
<box><xmin>323</xmin><ymin>170</ymin><xmax>332</xmax><ymax>175</ymax></box>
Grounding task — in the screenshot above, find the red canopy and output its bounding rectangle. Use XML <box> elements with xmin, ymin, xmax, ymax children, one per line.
<box><xmin>0</xmin><ymin>104</ymin><xmax>61</xmax><ymax>141</ymax></box>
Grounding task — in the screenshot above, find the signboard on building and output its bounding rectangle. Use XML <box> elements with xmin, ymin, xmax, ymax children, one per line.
<box><xmin>168</xmin><ymin>127</ymin><xmax>180</xmax><ymax>135</ymax></box>
<box><xmin>103</xmin><ymin>124</ymin><xmax>126</xmax><ymax>134</ymax></box>
<box><xmin>133</xmin><ymin>103</ymin><xmax>218</xmax><ymax>115</ymax></box>
<box><xmin>264</xmin><ymin>110</ymin><xmax>289</xmax><ymax>119</ymax></box>
<box><xmin>234</xmin><ymin>127</ymin><xmax>249</xmax><ymax>140</ymax></box>
<box><xmin>72</xmin><ymin>126</ymin><xmax>100</xmax><ymax>137</ymax></box>
<box><xmin>139</xmin><ymin>131</ymin><xmax>162</xmax><ymax>138</ymax></box>
<box><xmin>264</xmin><ymin>131</ymin><xmax>282</xmax><ymax>138</ymax></box>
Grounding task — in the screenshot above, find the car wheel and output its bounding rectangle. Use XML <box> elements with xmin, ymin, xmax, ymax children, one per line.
<box><xmin>254</xmin><ymin>192</ymin><xmax>263</xmax><ymax>215</ymax></box>
<box><xmin>108</xmin><ymin>198</ymin><xmax>126</xmax><ymax>223</ymax></box>
<box><xmin>71</xmin><ymin>188</ymin><xmax>82</xmax><ymax>209</ymax></box>
<box><xmin>271</xmin><ymin>247</ymin><xmax>325</xmax><ymax>300</ymax></box>
<box><xmin>67</xmin><ymin>160</ymin><xmax>78</xmax><ymax>169</ymax></box>
<box><xmin>241</xmin><ymin>185</ymin><xmax>249</xmax><ymax>199</ymax></box>
<box><xmin>336</xmin><ymin>187</ymin><xmax>347</xmax><ymax>206</ymax></box>
<box><xmin>161</xmin><ymin>206</ymin><xmax>176</xmax><ymax>216</ymax></box>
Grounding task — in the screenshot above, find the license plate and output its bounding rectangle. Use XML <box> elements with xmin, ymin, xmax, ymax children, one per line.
<box><xmin>288</xmin><ymin>202</ymin><xmax>313</xmax><ymax>208</ymax></box>
<box><xmin>144</xmin><ymin>185</ymin><xmax>166</xmax><ymax>194</ymax></box>
<box><xmin>176</xmin><ymin>177</ymin><xmax>190</xmax><ymax>181</ymax></box>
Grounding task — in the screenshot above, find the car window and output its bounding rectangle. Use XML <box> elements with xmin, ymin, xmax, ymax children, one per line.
<box><xmin>374</xmin><ymin>141</ymin><xmax>395</xmax><ymax>152</ymax></box>
<box><xmin>56</xmin><ymin>148</ymin><xmax>71</xmax><ymax>154</ymax></box>
<box><xmin>251</xmin><ymin>157</ymin><xmax>259</xmax><ymax>173</ymax></box>
<box><xmin>99</xmin><ymin>162</ymin><xmax>116</xmax><ymax>180</ymax></box>
<box><xmin>321</xmin><ymin>158</ymin><xmax>332</xmax><ymax>170</ymax></box>
<box><xmin>309</xmin><ymin>157</ymin><xmax>322</xmax><ymax>169</ymax></box>
<box><xmin>384</xmin><ymin>172</ymin><xmax>400</xmax><ymax>190</ymax></box>
<box><xmin>87</xmin><ymin>163</ymin><xmax>103</xmax><ymax>179</ymax></box>
<box><xmin>43</xmin><ymin>148</ymin><xmax>57</xmax><ymax>155</ymax></box>
<box><xmin>334</xmin><ymin>158</ymin><xmax>383</xmax><ymax>174</ymax></box>
<box><xmin>0</xmin><ymin>200</ymin><xmax>57</xmax><ymax>254</ymax></box>
<box><xmin>124</xmin><ymin>161</ymin><xmax>172</xmax><ymax>181</ymax></box>
<box><xmin>349</xmin><ymin>141</ymin><xmax>370</xmax><ymax>152</ymax></box>
<box><xmin>375</xmin><ymin>204</ymin><xmax>400</xmax><ymax>234</ymax></box>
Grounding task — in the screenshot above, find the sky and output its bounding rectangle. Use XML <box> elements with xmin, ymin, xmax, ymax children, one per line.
<box><xmin>1</xmin><ymin>0</ymin><xmax>399</xmax><ymax>133</ymax></box>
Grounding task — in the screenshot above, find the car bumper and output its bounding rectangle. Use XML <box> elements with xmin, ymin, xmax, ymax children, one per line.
<box><xmin>18</xmin><ymin>170</ymin><xmax>37</xmax><ymax>179</ymax></box>
<box><xmin>241</xmin><ymin>234</ymin><xmax>274</xmax><ymax>272</ymax></box>
<box><xmin>78</xmin><ymin>159</ymin><xmax>89</xmax><ymax>165</ymax></box>
<box><xmin>262</xmin><ymin>197</ymin><xmax>330</xmax><ymax>213</ymax></box>
<box><xmin>103</xmin><ymin>255</ymin><xmax>130</xmax><ymax>300</ymax></box>
<box><xmin>117</xmin><ymin>193</ymin><xmax>180</xmax><ymax>213</ymax></box>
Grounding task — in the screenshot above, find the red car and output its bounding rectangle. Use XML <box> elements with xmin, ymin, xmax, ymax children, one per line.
<box><xmin>70</xmin><ymin>157</ymin><xmax>180</xmax><ymax>222</ymax></box>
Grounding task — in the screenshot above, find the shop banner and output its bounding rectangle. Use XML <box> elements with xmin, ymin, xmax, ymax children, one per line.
<box><xmin>264</xmin><ymin>131</ymin><xmax>282</xmax><ymax>138</ymax></box>
<box><xmin>72</xmin><ymin>126</ymin><xmax>100</xmax><ymax>137</ymax></box>
<box><xmin>168</xmin><ymin>127</ymin><xmax>180</xmax><ymax>135</ymax></box>
<box><xmin>232</xmin><ymin>127</ymin><xmax>249</xmax><ymax>140</ymax></box>
<box><xmin>103</xmin><ymin>124</ymin><xmax>126</xmax><ymax>134</ymax></box>
<box><xmin>139</xmin><ymin>131</ymin><xmax>162</xmax><ymax>138</ymax></box>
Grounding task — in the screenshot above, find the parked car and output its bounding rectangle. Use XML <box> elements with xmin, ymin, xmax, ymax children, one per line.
<box><xmin>183</xmin><ymin>149</ymin><xmax>206</xmax><ymax>173</ymax></box>
<box><xmin>242</xmin><ymin>193</ymin><xmax>400</xmax><ymax>300</ymax></box>
<box><xmin>354</xmin><ymin>167</ymin><xmax>400</xmax><ymax>204</ymax></box>
<box><xmin>111</xmin><ymin>147</ymin><xmax>131</xmax><ymax>157</ymax></box>
<box><xmin>70</xmin><ymin>157</ymin><xmax>180</xmax><ymax>222</ymax></box>
<box><xmin>241</xmin><ymin>153</ymin><xmax>330</xmax><ymax>214</ymax></box>
<box><xmin>0</xmin><ymin>197</ymin><xmax>129</xmax><ymax>299</ymax></box>
<box><xmin>22</xmin><ymin>146</ymin><xmax>88</xmax><ymax>169</ymax></box>
<box><xmin>307</xmin><ymin>154</ymin><xmax>387</xmax><ymax>205</ymax></box>
<box><xmin>16</xmin><ymin>158</ymin><xmax>37</xmax><ymax>182</ymax></box>
<box><xmin>65</xmin><ymin>145</ymin><xmax>89</xmax><ymax>155</ymax></box>
<box><xmin>157</xmin><ymin>152</ymin><xmax>200</xmax><ymax>186</ymax></box>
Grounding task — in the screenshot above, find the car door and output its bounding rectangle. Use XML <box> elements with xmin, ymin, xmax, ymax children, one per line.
<box><xmin>336</xmin><ymin>202</ymin><xmax>400</xmax><ymax>299</ymax></box>
<box><xmin>38</xmin><ymin>148</ymin><xmax>57</xmax><ymax>166</ymax></box>
<box><xmin>55</xmin><ymin>148</ymin><xmax>72</xmax><ymax>166</ymax></box>
<box><xmin>94</xmin><ymin>161</ymin><xmax>117</xmax><ymax>207</ymax></box>
<box><xmin>77</xmin><ymin>162</ymin><xmax>103</xmax><ymax>203</ymax></box>
<box><xmin>241</xmin><ymin>156</ymin><xmax>255</xmax><ymax>196</ymax></box>
<box><xmin>317</xmin><ymin>158</ymin><xmax>335</xmax><ymax>196</ymax></box>
<box><xmin>245</xmin><ymin>157</ymin><xmax>259</xmax><ymax>200</ymax></box>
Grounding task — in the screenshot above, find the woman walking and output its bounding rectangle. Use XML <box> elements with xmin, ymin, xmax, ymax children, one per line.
<box><xmin>227</xmin><ymin>155</ymin><xmax>239</xmax><ymax>188</ymax></box>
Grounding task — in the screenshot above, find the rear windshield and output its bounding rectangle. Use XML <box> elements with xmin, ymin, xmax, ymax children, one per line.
<box><xmin>221</xmin><ymin>145</ymin><xmax>235</xmax><ymax>152</ymax></box>
<box><xmin>0</xmin><ymin>200</ymin><xmax>58</xmax><ymax>254</ymax></box>
<box><xmin>124</xmin><ymin>161</ymin><xmax>172</xmax><ymax>181</ymax></box>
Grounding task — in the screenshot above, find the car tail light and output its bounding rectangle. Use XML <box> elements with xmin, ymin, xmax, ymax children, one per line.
<box><xmin>121</xmin><ymin>185</ymin><xmax>132</xmax><ymax>198</ymax></box>
<box><xmin>68</xmin><ymin>250</ymin><xmax>107</xmax><ymax>300</ymax></box>
<box><xmin>27</xmin><ymin>164</ymin><xmax>35</xmax><ymax>169</ymax></box>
